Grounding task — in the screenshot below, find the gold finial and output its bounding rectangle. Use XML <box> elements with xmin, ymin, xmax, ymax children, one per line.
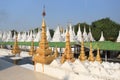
<box><xmin>29</xmin><ymin>38</ymin><xmax>36</xmax><ymax>55</ymax></box>
<box><xmin>42</xmin><ymin>5</ymin><xmax>46</xmax><ymax>17</ymax></box>
<box><xmin>88</xmin><ymin>42</ymin><xmax>95</xmax><ymax>62</ymax></box>
<box><xmin>78</xmin><ymin>35</ymin><xmax>86</xmax><ymax>61</ymax></box>
<box><xmin>11</xmin><ymin>35</ymin><xmax>21</xmax><ymax>56</ymax></box>
<box><xmin>96</xmin><ymin>48</ymin><xmax>102</xmax><ymax>63</ymax></box>
<box><xmin>60</xmin><ymin>31</ymin><xmax>75</xmax><ymax>64</ymax></box>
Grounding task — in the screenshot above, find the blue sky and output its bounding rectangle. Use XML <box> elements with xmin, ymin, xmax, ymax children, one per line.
<box><xmin>0</xmin><ymin>0</ymin><xmax>120</xmax><ymax>31</ymax></box>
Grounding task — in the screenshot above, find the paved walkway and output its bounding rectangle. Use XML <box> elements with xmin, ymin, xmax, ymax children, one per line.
<box><xmin>0</xmin><ymin>59</ymin><xmax>59</xmax><ymax>80</ymax></box>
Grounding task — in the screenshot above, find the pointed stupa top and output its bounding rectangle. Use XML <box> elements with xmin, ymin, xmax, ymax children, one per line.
<box><xmin>46</xmin><ymin>27</ymin><xmax>51</xmax><ymax>41</ymax></box>
<box><xmin>83</xmin><ymin>25</ymin><xmax>88</xmax><ymax>42</ymax></box>
<box><xmin>88</xmin><ymin>27</ymin><xmax>95</xmax><ymax>42</ymax></box>
<box><xmin>99</xmin><ymin>31</ymin><xmax>105</xmax><ymax>41</ymax></box>
<box><xmin>52</xmin><ymin>25</ymin><xmax>63</xmax><ymax>42</ymax></box>
<box><xmin>27</xmin><ymin>30</ymin><xmax>33</xmax><ymax>42</ymax></box>
<box><xmin>34</xmin><ymin>28</ymin><xmax>41</xmax><ymax>42</ymax></box>
<box><xmin>68</xmin><ymin>24</ymin><xmax>76</xmax><ymax>42</ymax></box>
<box><xmin>6</xmin><ymin>31</ymin><xmax>13</xmax><ymax>42</ymax></box>
<box><xmin>116</xmin><ymin>31</ymin><xmax>120</xmax><ymax>42</ymax></box>
<box><xmin>0</xmin><ymin>31</ymin><xmax>2</xmax><ymax>42</ymax></box>
<box><xmin>77</xmin><ymin>24</ymin><xmax>82</xmax><ymax>42</ymax></box>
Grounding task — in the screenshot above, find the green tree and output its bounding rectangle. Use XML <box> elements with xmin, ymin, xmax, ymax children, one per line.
<box><xmin>91</xmin><ymin>18</ymin><xmax>120</xmax><ymax>41</ymax></box>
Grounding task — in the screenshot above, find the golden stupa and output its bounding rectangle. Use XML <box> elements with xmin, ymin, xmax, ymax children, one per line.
<box><xmin>88</xmin><ymin>42</ymin><xmax>95</xmax><ymax>62</ymax></box>
<box><xmin>29</xmin><ymin>38</ymin><xmax>36</xmax><ymax>55</ymax></box>
<box><xmin>54</xmin><ymin>46</ymin><xmax>59</xmax><ymax>59</ymax></box>
<box><xmin>11</xmin><ymin>35</ymin><xmax>21</xmax><ymax>56</ymax></box>
<box><xmin>60</xmin><ymin>30</ymin><xmax>75</xmax><ymax>63</ymax></box>
<box><xmin>78</xmin><ymin>36</ymin><xmax>87</xmax><ymax>61</ymax></box>
<box><xmin>95</xmin><ymin>48</ymin><xmax>102</xmax><ymax>63</ymax></box>
<box><xmin>33</xmin><ymin>7</ymin><xmax>54</xmax><ymax>64</ymax></box>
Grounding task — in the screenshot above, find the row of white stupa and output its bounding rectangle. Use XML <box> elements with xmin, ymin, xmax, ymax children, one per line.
<box><xmin>1</xmin><ymin>24</ymin><xmax>120</xmax><ymax>42</ymax></box>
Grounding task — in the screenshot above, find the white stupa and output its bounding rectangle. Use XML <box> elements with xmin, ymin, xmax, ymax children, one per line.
<box><xmin>18</xmin><ymin>32</ymin><xmax>22</xmax><ymax>42</ymax></box>
<box><xmin>46</xmin><ymin>27</ymin><xmax>51</xmax><ymax>41</ymax></box>
<box><xmin>13</xmin><ymin>32</ymin><xmax>16</xmax><ymax>40</ymax></box>
<box><xmin>2</xmin><ymin>32</ymin><xmax>7</xmax><ymax>42</ymax></box>
<box><xmin>32</xmin><ymin>30</ymin><xmax>37</xmax><ymax>39</ymax></box>
<box><xmin>21</xmin><ymin>32</ymin><xmax>27</xmax><ymax>42</ymax></box>
<box><xmin>77</xmin><ymin>24</ymin><xmax>82</xmax><ymax>42</ymax></box>
<box><xmin>61</xmin><ymin>29</ymin><xmax>65</xmax><ymax>42</ymax></box>
<box><xmin>27</xmin><ymin>31</ymin><xmax>30</xmax><ymax>39</ymax></box>
<box><xmin>68</xmin><ymin>24</ymin><xmax>76</xmax><ymax>42</ymax></box>
<box><xmin>99</xmin><ymin>31</ymin><xmax>105</xmax><ymax>41</ymax></box>
<box><xmin>52</xmin><ymin>26</ymin><xmax>63</xmax><ymax>42</ymax></box>
<box><xmin>116</xmin><ymin>31</ymin><xmax>120</xmax><ymax>42</ymax></box>
<box><xmin>0</xmin><ymin>31</ymin><xmax>3</xmax><ymax>42</ymax></box>
<box><xmin>34</xmin><ymin>28</ymin><xmax>41</xmax><ymax>42</ymax></box>
<box><xmin>83</xmin><ymin>26</ymin><xmax>88</xmax><ymax>42</ymax></box>
<box><xmin>88</xmin><ymin>27</ymin><xmax>95</xmax><ymax>41</ymax></box>
<box><xmin>27</xmin><ymin>30</ymin><xmax>33</xmax><ymax>42</ymax></box>
<box><xmin>6</xmin><ymin>31</ymin><xmax>13</xmax><ymax>42</ymax></box>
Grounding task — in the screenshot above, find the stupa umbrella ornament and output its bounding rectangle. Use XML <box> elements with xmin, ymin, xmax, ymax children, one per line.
<box><xmin>11</xmin><ymin>35</ymin><xmax>21</xmax><ymax>56</ymax></box>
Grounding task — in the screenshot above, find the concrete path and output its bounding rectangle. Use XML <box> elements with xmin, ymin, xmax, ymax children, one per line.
<box><xmin>0</xmin><ymin>59</ymin><xmax>60</xmax><ymax>80</ymax></box>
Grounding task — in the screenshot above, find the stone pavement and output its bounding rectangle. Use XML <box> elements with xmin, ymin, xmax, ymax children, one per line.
<box><xmin>0</xmin><ymin>59</ymin><xmax>60</xmax><ymax>80</ymax></box>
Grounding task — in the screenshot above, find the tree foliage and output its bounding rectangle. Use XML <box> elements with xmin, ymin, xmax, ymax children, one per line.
<box><xmin>91</xmin><ymin>18</ymin><xmax>120</xmax><ymax>41</ymax></box>
<box><xmin>73</xmin><ymin>18</ymin><xmax>120</xmax><ymax>41</ymax></box>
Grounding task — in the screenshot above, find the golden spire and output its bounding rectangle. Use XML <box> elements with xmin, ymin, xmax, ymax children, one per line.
<box><xmin>54</xmin><ymin>46</ymin><xmax>59</xmax><ymax>59</ymax></box>
<box><xmin>88</xmin><ymin>42</ymin><xmax>95</xmax><ymax>62</ymax></box>
<box><xmin>33</xmin><ymin>6</ymin><xmax>54</xmax><ymax>65</ymax></box>
<box><xmin>95</xmin><ymin>48</ymin><xmax>102</xmax><ymax>63</ymax></box>
<box><xmin>78</xmin><ymin>36</ymin><xmax>86</xmax><ymax>61</ymax></box>
<box><xmin>60</xmin><ymin>31</ymin><xmax>75</xmax><ymax>63</ymax></box>
<box><xmin>29</xmin><ymin>38</ymin><xmax>36</xmax><ymax>55</ymax></box>
<box><xmin>11</xmin><ymin>35</ymin><xmax>21</xmax><ymax>56</ymax></box>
